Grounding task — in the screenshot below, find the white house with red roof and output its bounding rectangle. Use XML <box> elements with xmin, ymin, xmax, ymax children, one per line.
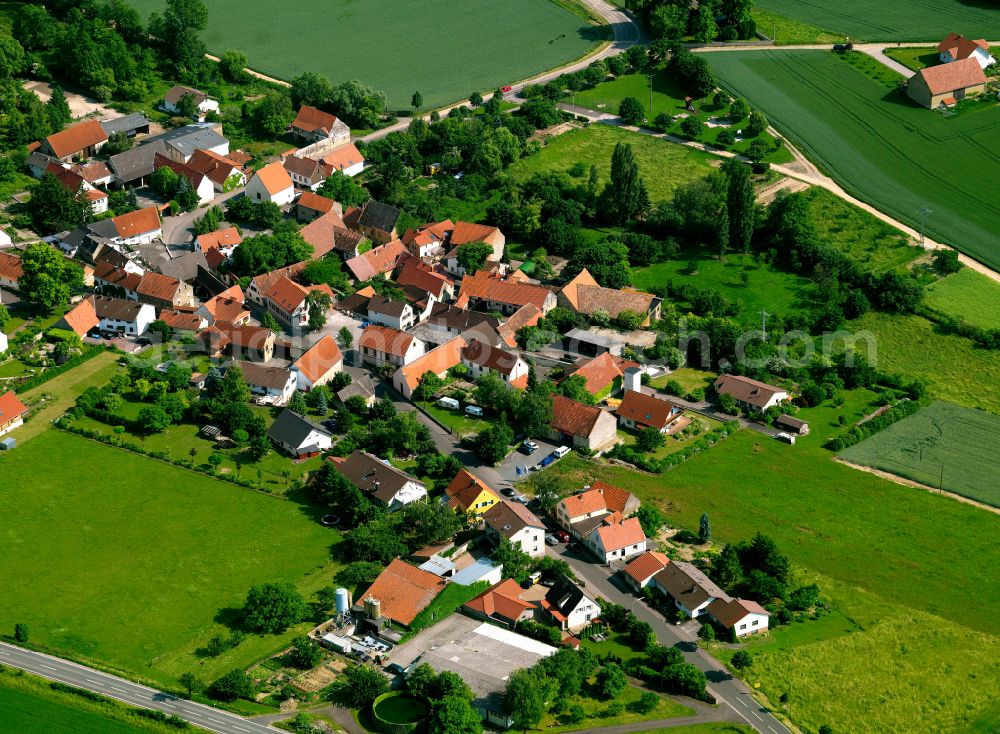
<box><xmin>938</xmin><ymin>32</ymin><xmax>995</xmax><ymax>69</ymax></box>
<box><xmin>621</xmin><ymin>551</ymin><xmax>670</xmax><ymax>592</ymax></box>
<box><xmin>581</xmin><ymin>515</ymin><xmax>647</xmax><ymax>564</ymax></box>
<box><xmin>707</xmin><ymin>598</ymin><xmax>770</xmax><ymax>638</ymax></box>
<box><xmin>245</xmin><ymin>162</ymin><xmax>295</xmax><ymax>205</ymax></box>
<box><xmin>0</xmin><ymin>390</ymin><xmax>28</xmax><ymax>437</ymax></box>
<box><xmin>359</xmin><ymin>324</ymin><xmax>425</xmax><ymax>368</ymax></box>
<box><xmin>292</xmin><ymin>334</ymin><xmax>344</xmax><ymax>390</ymax></box>
<box><xmin>289</xmin><ymin>106</ymin><xmax>350</xmax><ymax>145</ymax></box>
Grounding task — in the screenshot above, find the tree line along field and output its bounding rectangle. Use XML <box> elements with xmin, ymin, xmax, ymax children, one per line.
<box><xmin>125</xmin><ymin>0</ymin><xmax>601</xmax><ymax>109</ymax></box>
<box><xmin>839</xmin><ymin>401</ymin><xmax>1000</xmax><ymax>507</ymax></box>
<box><xmin>706</xmin><ymin>50</ymin><xmax>1000</xmax><ymax>273</ymax></box>
<box><xmin>0</xmin><ymin>429</ymin><xmax>342</xmax><ymax>689</ymax></box>
<box><xmin>755</xmin><ymin>0</ymin><xmax>1000</xmax><ymax>41</ymax></box>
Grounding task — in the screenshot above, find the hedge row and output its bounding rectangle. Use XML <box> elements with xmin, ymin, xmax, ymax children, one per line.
<box><xmin>825</xmin><ymin>399</ymin><xmax>920</xmax><ymax>452</ymax></box>
<box><xmin>14</xmin><ymin>346</ymin><xmax>109</xmax><ymax>393</ymax></box>
<box><xmin>606</xmin><ymin>421</ymin><xmax>740</xmax><ymax>473</ymax></box>
<box><xmin>55</xmin><ymin>420</ymin><xmax>279</xmax><ymax>495</ymax></box>
<box><xmin>918</xmin><ymin>306</ymin><xmax>1000</xmax><ymax>350</ymax></box>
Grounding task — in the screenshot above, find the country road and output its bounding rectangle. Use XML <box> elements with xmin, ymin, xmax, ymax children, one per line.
<box><xmin>0</xmin><ymin>642</ymin><xmax>276</xmax><ymax>734</ymax></box>
<box><xmin>548</xmin><ymin>549</ymin><xmax>795</xmax><ymax>734</ymax></box>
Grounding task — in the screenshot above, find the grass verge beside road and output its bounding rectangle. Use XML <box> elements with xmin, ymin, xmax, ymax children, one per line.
<box><xmin>0</xmin><ymin>429</ymin><xmax>341</xmax><ymax>689</ymax></box>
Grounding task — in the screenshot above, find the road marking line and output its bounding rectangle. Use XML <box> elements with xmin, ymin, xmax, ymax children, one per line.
<box><xmin>111</xmin><ymin>686</ymin><xmax>128</xmax><ymax>693</ymax></box>
<box><xmin>753</xmin><ymin>711</ymin><xmax>763</xmax><ymax>720</ymax></box>
<box><xmin>86</xmin><ymin>679</ymin><xmax>101</xmax><ymax>684</ymax></box>
<box><xmin>40</xmin><ymin>664</ymin><xmax>57</xmax><ymax>671</ymax></box>
<box><xmin>738</xmin><ymin>698</ymin><xmax>749</xmax><ymax>706</ymax></box>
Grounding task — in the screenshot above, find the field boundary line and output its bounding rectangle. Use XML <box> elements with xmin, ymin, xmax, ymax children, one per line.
<box><xmin>834</xmin><ymin>457</ymin><xmax>1000</xmax><ymax>516</ymax></box>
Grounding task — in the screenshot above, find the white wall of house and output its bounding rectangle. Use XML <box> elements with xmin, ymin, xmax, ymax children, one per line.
<box><xmin>99</xmin><ymin>307</ymin><xmax>155</xmax><ymax>336</ymax></box>
<box><xmin>385</xmin><ymin>480</ymin><xmax>428</xmax><ymax>512</ymax></box>
<box><xmin>245</xmin><ymin>176</ymin><xmax>295</xmax><ymax>206</ymax></box>
<box><xmin>585</xmin><ymin>532</ymin><xmax>646</xmax><ymax>564</ymax></box>
<box><xmin>726</xmin><ymin>612</ymin><xmax>769</xmax><ymax>637</ymax></box>
<box><xmin>368</xmin><ymin>306</ymin><xmax>415</xmax><ymax>331</ymax></box>
<box><xmin>293</xmin><ymin>358</ymin><xmax>343</xmax><ymax>391</ymax></box>
<box><xmin>275</xmin><ymin>428</ymin><xmax>333</xmax><ymax>456</ymax></box>
<box><xmin>247</xmin><ymin>373</ymin><xmax>297</xmax><ymax>406</ymax></box>
<box><xmin>193</xmin><ymin>176</ymin><xmax>215</xmax><ymax>205</ymax></box>
<box><xmin>564</xmin><ymin>595</ymin><xmax>599</xmax><ymax>630</ymax></box>
<box><xmin>0</xmin><ymin>331</ymin><xmax>8</xmax><ymax>354</ymax></box>
<box><xmin>115</xmin><ymin>228</ymin><xmax>163</xmax><ymax>247</ymax></box>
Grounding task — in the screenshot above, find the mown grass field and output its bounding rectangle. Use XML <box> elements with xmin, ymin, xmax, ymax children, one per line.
<box><xmin>853</xmin><ymin>311</ymin><xmax>1000</xmax><ymax>415</ymax></box>
<box><xmin>924</xmin><ymin>268</ymin><xmax>1000</xmax><ymax>330</ymax></box>
<box><xmin>0</xmin><ymin>668</ymin><xmax>199</xmax><ymax>734</ymax></box>
<box><xmin>571</xmin><ymin>72</ymin><xmax>794</xmax><ymax>163</ymax></box>
<box><xmin>125</xmin><ymin>0</ymin><xmax>601</xmax><ymax>109</ymax></box>
<box><xmin>839</xmin><ymin>400</ymin><xmax>1000</xmax><ymax>507</ymax></box>
<box><xmin>723</xmin><ymin>571</ymin><xmax>1000</xmax><ymax>734</ymax></box>
<box><xmin>631</xmin><ymin>253</ymin><xmax>817</xmax><ymax>324</ymax></box>
<box><xmin>884</xmin><ymin>47</ymin><xmax>939</xmax><ymax>72</ymax></box>
<box><xmin>510</xmin><ymin>124</ymin><xmax>716</xmax><ymax>203</ymax></box>
<box><xmin>751</xmin><ymin>9</ymin><xmax>840</xmax><ymax>45</ymax></box>
<box><xmin>755</xmin><ymin>0</ymin><xmax>1000</xmax><ymax>41</ymax></box>
<box><xmin>0</xmin><ymin>430</ymin><xmax>341</xmax><ymax>689</ymax></box>
<box><xmin>707</xmin><ymin>51</ymin><xmax>1000</xmax><ymax>271</ymax></box>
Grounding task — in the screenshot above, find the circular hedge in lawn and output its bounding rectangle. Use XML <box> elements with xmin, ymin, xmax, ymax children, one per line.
<box><xmin>371</xmin><ymin>692</ymin><xmax>428</xmax><ymax>734</ymax></box>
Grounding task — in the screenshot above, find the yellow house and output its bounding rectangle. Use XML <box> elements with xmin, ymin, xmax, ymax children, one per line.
<box><xmin>446</xmin><ymin>469</ymin><xmax>500</xmax><ymax>516</ymax></box>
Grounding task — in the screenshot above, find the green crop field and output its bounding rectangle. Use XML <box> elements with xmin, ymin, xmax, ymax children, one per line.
<box><xmin>0</xmin><ymin>669</ymin><xmax>200</xmax><ymax>734</ymax></box>
<box><xmin>839</xmin><ymin>401</ymin><xmax>1000</xmax><ymax>507</ymax></box>
<box><xmin>509</xmin><ymin>124</ymin><xmax>716</xmax><ymax>204</ymax></box>
<box><xmin>707</xmin><ymin>51</ymin><xmax>1000</xmax><ymax>272</ymax></box>
<box><xmin>924</xmin><ymin>268</ymin><xmax>1000</xmax><ymax>330</ymax></box>
<box><xmin>755</xmin><ymin>0</ymin><xmax>1000</xmax><ymax>41</ymax></box>
<box><xmin>0</xmin><ymin>430</ymin><xmax>341</xmax><ymax>688</ymax></box>
<box><xmin>852</xmin><ymin>312</ymin><xmax>1000</xmax><ymax>415</ymax></box>
<box><xmin>126</xmin><ymin>0</ymin><xmax>601</xmax><ymax>109</ymax></box>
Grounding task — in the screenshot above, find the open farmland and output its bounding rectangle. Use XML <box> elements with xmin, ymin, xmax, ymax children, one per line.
<box><xmin>509</xmin><ymin>124</ymin><xmax>716</xmax><ymax>203</ymax></box>
<box><xmin>126</xmin><ymin>0</ymin><xmax>601</xmax><ymax>109</ymax></box>
<box><xmin>0</xmin><ymin>430</ymin><xmax>341</xmax><ymax>688</ymax></box>
<box><xmin>707</xmin><ymin>51</ymin><xmax>1000</xmax><ymax>272</ymax></box>
<box><xmin>924</xmin><ymin>268</ymin><xmax>1000</xmax><ymax>330</ymax></box>
<box><xmin>839</xmin><ymin>401</ymin><xmax>1000</xmax><ymax>507</ymax></box>
<box><xmin>755</xmin><ymin>0</ymin><xmax>1000</xmax><ymax>41</ymax></box>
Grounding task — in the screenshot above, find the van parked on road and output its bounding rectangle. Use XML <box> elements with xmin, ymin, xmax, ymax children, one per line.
<box><xmin>437</xmin><ymin>396</ymin><xmax>460</xmax><ymax>410</ymax></box>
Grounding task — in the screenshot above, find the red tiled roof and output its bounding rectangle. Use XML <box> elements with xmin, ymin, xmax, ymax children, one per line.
<box><xmin>713</xmin><ymin>374</ymin><xmax>786</xmax><ymax>410</ymax></box>
<box><xmin>112</xmin><ymin>207</ymin><xmax>161</xmax><ymax>239</ymax></box>
<box><xmin>136</xmin><ymin>272</ymin><xmax>181</xmax><ymax>302</ymax></box>
<box><xmin>402</xmin><ymin>220</ymin><xmax>453</xmax><ymax>250</ymax></box>
<box><xmin>291</xmin><ymin>105</ymin><xmax>339</xmax><ymax>135</ymax></box>
<box><xmin>560</xmin><ymin>267</ymin><xmax>598</xmax><ymax>311</ymax></box>
<box><xmin>266</xmin><ymin>276</ymin><xmax>309</xmax><ymax>312</ymax></box>
<box><xmin>58</xmin><ymin>297</ymin><xmax>100</xmax><ymax>336</ymax></box>
<box><xmin>706</xmin><ymin>597</ymin><xmax>769</xmax><ymax>629</ymax></box>
<box><xmin>570</xmin><ymin>352</ymin><xmax>623</xmax><ymax>395</ymax></box>
<box><xmin>560</xmin><ymin>481</ymin><xmax>634</xmax><ymax>519</ymax></box>
<box><xmin>0</xmin><ymin>390</ymin><xmax>28</xmax><ymax>424</ymax></box>
<box><xmin>623</xmin><ymin>551</ymin><xmax>670</xmax><ymax>584</ymax></box>
<box><xmin>298</xmin><ymin>191</ymin><xmax>336</xmax><ymax>214</ymax></box>
<box><xmin>187</xmin><ymin>149</ymin><xmax>242</xmax><ymax>186</ymax></box>
<box><xmin>616</xmin><ymin>390</ymin><xmax>679</xmax><ymax>429</ymax></box>
<box><xmin>395</xmin><ymin>256</ymin><xmax>452</xmax><ymax>298</ymax></box>
<box><xmin>360</xmin><ymin>559</ymin><xmax>446</xmax><ymax>626</ymax></box>
<box><xmin>916</xmin><ymin>56</ymin><xmax>988</xmax><ymax>95</ymax></box>
<box><xmin>294</xmin><ymin>334</ymin><xmax>343</xmax><ymax>384</ymax></box>
<box><xmin>462</xmin><ymin>338</ymin><xmax>522</xmax><ymax>376</ymax></box>
<box><xmin>593</xmin><ymin>516</ymin><xmax>645</xmax><ymax>553</ymax></box>
<box><xmin>321</xmin><ymin>143</ymin><xmax>365</xmax><ymax>172</ymax></box>
<box><xmin>44</xmin><ymin>120</ymin><xmax>107</xmax><ymax>159</ymax></box>
<box><xmin>345</xmin><ymin>239</ymin><xmax>408</xmax><ymax>281</ymax></box>
<box><xmin>938</xmin><ymin>32</ymin><xmax>991</xmax><ymax>60</ymax></box>
<box><xmin>251</xmin><ymin>161</ymin><xmax>293</xmax><ymax>196</ymax></box>
<box><xmin>445</xmin><ymin>468</ymin><xmax>499</xmax><ymax>512</ymax></box>
<box><xmin>0</xmin><ymin>252</ymin><xmax>23</xmax><ymax>283</ymax></box>
<box><xmin>459</xmin><ymin>271</ymin><xmax>553</xmax><ymax>311</ymax></box>
<box><xmin>483</xmin><ymin>499</ymin><xmax>545</xmax><ymax>537</ymax></box>
<box><xmin>202</xmin><ymin>292</ymin><xmax>249</xmax><ymax>323</ymax></box>
<box><xmin>449</xmin><ymin>220</ymin><xmax>501</xmax><ymax>246</ymax></box>
<box><xmin>464</xmin><ymin>578</ymin><xmax>534</xmax><ymax>622</ymax></box>
<box><xmin>158</xmin><ymin>309</ymin><xmax>204</xmax><ymax>331</ymax></box>
<box><xmin>359</xmin><ymin>324</ymin><xmax>416</xmax><ymax>358</ymax></box>
<box><xmin>550</xmin><ymin>394</ymin><xmax>603</xmax><ymax>438</ymax></box>
<box><xmin>396</xmin><ymin>336</ymin><xmax>466</xmax><ymax>392</ymax></box>
<box><xmin>196</xmin><ymin>227</ymin><xmax>242</xmax><ymax>252</ymax></box>
<box><xmin>498</xmin><ymin>304</ymin><xmax>542</xmax><ymax>348</ymax></box>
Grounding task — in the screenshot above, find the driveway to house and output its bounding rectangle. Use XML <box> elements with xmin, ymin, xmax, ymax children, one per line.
<box><xmin>548</xmin><ymin>548</ymin><xmax>793</xmax><ymax>734</ymax></box>
<box><xmin>0</xmin><ymin>642</ymin><xmax>276</xmax><ymax>734</ymax></box>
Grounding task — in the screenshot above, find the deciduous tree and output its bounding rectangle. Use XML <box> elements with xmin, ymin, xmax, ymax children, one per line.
<box><xmin>243</xmin><ymin>582</ymin><xmax>306</xmax><ymax>634</ymax></box>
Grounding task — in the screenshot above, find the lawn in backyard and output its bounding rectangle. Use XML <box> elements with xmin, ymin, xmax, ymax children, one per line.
<box><xmin>0</xmin><ymin>429</ymin><xmax>342</xmax><ymax>688</ymax></box>
<box><xmin>509</xmin><ymin>124</ymin><xmax>717</xmax><ymax>204</ymax></box>
<box><xmin>884</xmin><ymin>47</ymin><xmax>940</xmax><ymax>71</ymax></box>
<box><xmin>754</xmin><ymin>0</ymin><xmax>1000</xmax><ymax>41</ymax></box>
<box><xmin>647</xmin><ymin>367</ymin><xmax>717</xmax><ymax>394</ymax></box>
<box><xmin>571</xmin><ymin>72</ymin><xmax>793</xmax><ymax>163</ymax></box>
<box><xmin>707</xmin><ymin>50</ymin><xmax>1000</xmax><ymax>271</ymax></box>
<box><xmin>0</xmin><ymin>669</ymin><xmax>191</xmax><ymax>734</ymax></box>
<box><xmin>124</xmin><ymin>0</ymin><xmax>602</xmax><ymax>109</ymax></box>
<box><xmin>923</xmin><ymin>267</ymin><xmax>1000</xmax><ymax>330</ymax></box>
<box><xmin>852</xmin><ymin>311</ymin><xmax>1000</xmax><ymax>415</ymax></box>
<box><xmin>631</xmin><ymin>252</ymin><xmax>819</xmax><ymax>325</ymax></box>
<box><xmin>415</xmin><ymin>399</ymin><xmax>493</xmax><ymax>437</ymax></box>
<box><xmin>838</xmin><ymin>400</ymin><xmax>1000</xmax><ymax>507</ymax></box>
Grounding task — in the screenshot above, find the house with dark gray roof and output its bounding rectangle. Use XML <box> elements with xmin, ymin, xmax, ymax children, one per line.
<box><xmin>266</xmin><ymin>409</ymin><xmax>333</xmax><ymax>458</ymax></box>
<box><xmin>542</xmin><ymin>577</ymin><xmax>600</xmax><ymax>631</ymax></box>
<box><xmin>109</xmin><ymin>140</ymin><xmax>168</xmax><ymax>188</ymax></box>
<box><xmin>367</xmin><ymin>294</ymin><xmax>415</xmax><ymax>330</ymax></box>
<box><xmin>141</xmin><ymin>124</ymin><xmax>228</xmax><ymax>163</ymax></box>
<box><xmin>100</xmin><ymin>113</ymin><xmax>151</xmax><ymax>139</ymax></box>
<box><xmin>356</xmin><ymin>200</ymin><xmax>401</xmax><ymax>244</ymax></box>
<box><xmin>328</xmin><ymin>450</ymin><xmax>427</xmax><ymax>511</ymax></box>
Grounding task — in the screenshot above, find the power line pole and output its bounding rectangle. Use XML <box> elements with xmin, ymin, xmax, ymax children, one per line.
<box><xmin>917</xmin><ymin>206</ymin><xmax>932</xmax><ymax>247</ymax></box>
<box><xmin>760</xmin><ymin>309</ymin><xmax>770</xmax><ymax>341</ymax></box>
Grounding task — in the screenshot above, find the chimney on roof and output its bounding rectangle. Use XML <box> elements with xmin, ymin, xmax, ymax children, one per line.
<box><xmin>624</xmin><ymin>366</ymin><xmax>642</xmax><ymax>393</ymax></box>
